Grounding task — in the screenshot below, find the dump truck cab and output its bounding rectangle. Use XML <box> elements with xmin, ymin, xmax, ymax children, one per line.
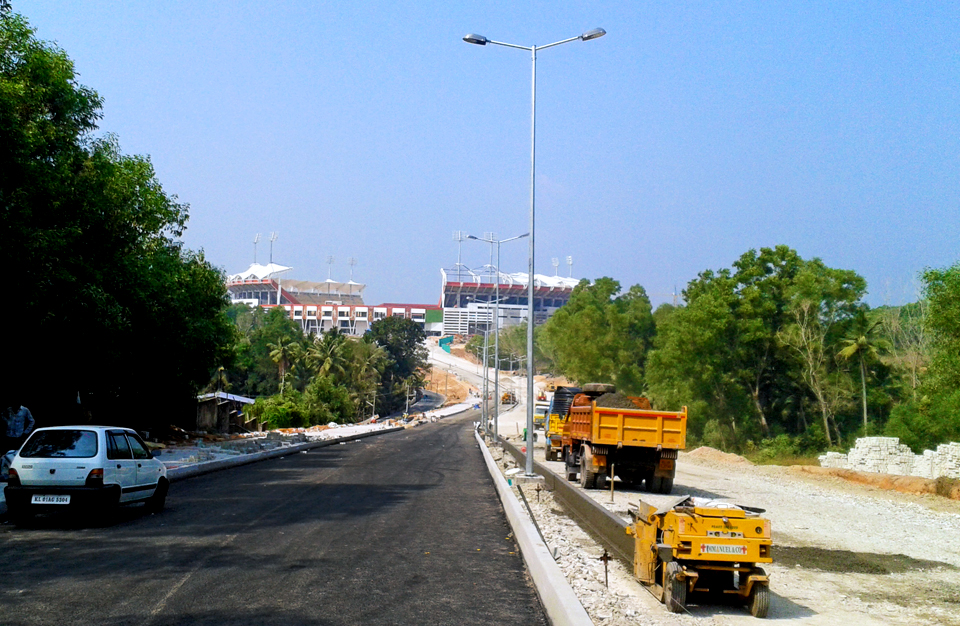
<box><xmin>544</xmin><ymin>386</ymin><xmax>580</xmax><ymax>462</ymax></box>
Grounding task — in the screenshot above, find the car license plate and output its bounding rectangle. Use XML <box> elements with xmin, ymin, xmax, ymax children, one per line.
<box><xmin>31</xmin><ymin>494</ymin><xmax>70</xmax><ymax>505</ymax></box>
<box><xmin>658</xmin><ymin>459</ymin><xmax>675</xmax><ymax>470</ymax></box>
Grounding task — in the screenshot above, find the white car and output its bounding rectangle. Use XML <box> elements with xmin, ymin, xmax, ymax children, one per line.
<box><xmin>4</xmin><ymin>425</ymin><xmax>168</xmax><ymax>524</ymax></box>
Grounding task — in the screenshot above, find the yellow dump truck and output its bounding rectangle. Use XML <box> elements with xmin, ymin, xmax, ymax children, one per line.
<box><xmin>563</xmin><ymin>383</ymin><xmax>687</xmax><ymax>493</ymax></box>
<box><xmin>627</xmin><ymin>496</ymin><xmax>772</xmax><ymax>617</ymax></box>
<box><xmin>544</xmin><ymin>386</ymin><xmax>580</xmax><ymax>461</ymax></box>
<box><xmin>534</xmin><ymin>401</ymin><xmax>550</xmax><ymax>430</ymax></box>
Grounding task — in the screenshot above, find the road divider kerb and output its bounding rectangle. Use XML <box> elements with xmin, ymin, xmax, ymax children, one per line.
<box><xmin>474</xmin><ymin>431</ymin><xmax>593</xmax><ymax>626</ymax></box>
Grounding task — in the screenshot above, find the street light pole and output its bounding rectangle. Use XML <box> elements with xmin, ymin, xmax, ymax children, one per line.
<box><xmin>464</xmin><ymin>27</ymin><xmax>606</xmax><ymax>476</ymax></box>
<box><xmin>466</xmin><ymin>231</ymin><xmax>528</xmax><ymax>441</ymax></box>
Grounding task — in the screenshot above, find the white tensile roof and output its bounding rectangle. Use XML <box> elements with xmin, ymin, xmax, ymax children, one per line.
<box><xmin>228</xmin><ymin>263</ymin><xmax>293</xmax><ymax>281</ymax></box>
<box><xmin>440</xmin><ymin>267</ymin><xmax>579</xmax><ymax>289</ymax></box>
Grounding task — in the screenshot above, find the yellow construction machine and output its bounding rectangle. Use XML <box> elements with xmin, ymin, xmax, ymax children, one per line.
<box><xmin>626</xmin><ymin>496</ymin><xmax>772</xmax><ymax>618</ymax></box>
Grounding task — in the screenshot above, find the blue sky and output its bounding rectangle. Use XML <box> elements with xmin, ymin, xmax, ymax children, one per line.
<box><xmin>15</xmin><ymin>1</ymin><xmax>959</xmax><ymax>307</ymax></box>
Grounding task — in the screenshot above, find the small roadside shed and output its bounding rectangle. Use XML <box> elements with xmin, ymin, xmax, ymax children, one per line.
<box><xmin>195</xmin><ymin>392</ymin><xmax>257</xmax><ymax>433</ymax></box>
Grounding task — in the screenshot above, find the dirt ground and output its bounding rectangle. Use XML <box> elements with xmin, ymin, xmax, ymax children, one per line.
<box><xmin>423</xmin><ymin>366</ymin><xmax>475</xmax><ymax>405</ymax></box>
<box><xmin>497</xmin><ymin>437</ymin><xmax>960</xmax><ymax>625</ymax></box>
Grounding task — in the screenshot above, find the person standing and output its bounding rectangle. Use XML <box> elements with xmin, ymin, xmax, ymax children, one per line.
<box><xmin>2</xmin><ymin>403</ymin><xmax>35</xmax><ymax>454</ymax></box>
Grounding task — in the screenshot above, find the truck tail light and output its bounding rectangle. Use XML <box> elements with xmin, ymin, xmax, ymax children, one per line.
<box><xmin>8</xmin><ymin>467</ymin><xmax>20</xmax><ymax>488</ymax></box>
<box><xmin>85</xmin><ymin>468</ymin><xmax>104</xmax><ymax>487</ymax></box>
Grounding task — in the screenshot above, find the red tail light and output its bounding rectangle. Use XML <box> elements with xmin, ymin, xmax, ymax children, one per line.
<box><xmin>8</xmin><ymin>468</ymin><xmax>20</xmax><ymax>488</ymax></box>
<box><xmin>85</xmin><ymin>468</ymin><xmax>104</xmax><ymax>488</ymax></box>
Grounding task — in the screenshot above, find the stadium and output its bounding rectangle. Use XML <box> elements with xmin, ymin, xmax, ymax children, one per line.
<box><xmin>226</xmin><ymin>260</ymin><xmax>579</xmax><ymax>338</ymax></box>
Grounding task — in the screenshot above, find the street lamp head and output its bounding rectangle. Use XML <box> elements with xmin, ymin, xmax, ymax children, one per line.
<box><xmin>463</xmin><ymin>33</ymin><xmax>488</xmax><ymax>45</ymax></box>
<box><xmin>465</xmin><ymin>234</ymin><xmax>479</xmax><ymax>241</ymax></box>
<box><xmin>580</xmin><ymin>28</ymin><xmax>606</xmax><ymax>42</ymax></box>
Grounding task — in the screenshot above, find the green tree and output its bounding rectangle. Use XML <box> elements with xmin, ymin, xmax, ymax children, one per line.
<box><xmin>778</xmin><ymin>261</ymin><xmax>866</xmax><ymax>444</ymax></box>
<box><xmin>268</xmin><ymin>336</ymin><xmax>301</xmax><ymax>396</ymax></box>
<box><xmin>648</xmin><ymin>246</ymin><xmax>867</xmax><ymax>449</ymax></box>
<box><xmin>540</xmin><ymin>278</ymin><xmax>654</xmax><ymax>394</ymax></box>
<box><xmin>306</xmin><ymin>329</ymin><xmax>348</xmax><ymax>380</ymax></box>
<box><xmin>837</xmin><ymin>308</ymin><xmax>885</xmax><ymax>433</ymax></box>
<box><xmin>921</xmin><ymin>262</ymin><xmax>960</xmax><ymax>393</ymax></box>
<box><xmin>365</xmin><ymin>316</ymin><xmax>428</xmax><ymax>413</ymax></box>
<box><xmin>1</xmin><ymin>14</ymin><xmax>235</xmax><ymax>425</ymax></box>
<box><xmin>885</xmin><ymin>261</ymin><xmax>960</xmax><ymax>451</ymax></box>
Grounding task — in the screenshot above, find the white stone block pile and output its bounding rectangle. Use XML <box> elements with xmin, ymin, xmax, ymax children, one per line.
<box><xmin>819</xmin><ymin>436</ymin><xmax>960</xmax><ymax>480</ymax></box>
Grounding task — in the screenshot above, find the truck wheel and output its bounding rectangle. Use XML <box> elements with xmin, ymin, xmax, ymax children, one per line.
<box><xmin>647</xmin><ymin>474</ymin><xmax>662</xmax><ymax>493</ymax></box>
<box><xmin>658</xmin><ymin>475</ymin><xmax>674</xmax><ymax>494</ymax></box>
<box><xmin>594</xmin><ymin>472</ymin><xmax>607</xmax><ymax>490</ymax></box>
<box><xmin>580</xmin><ymin>454</ymin><xmax>597</xmax><ymax>490</ymax></box>
<box><xmin>663</xmin><ymin>562</ymin><xmax>686</xmax><ymax>613</ymax></box>
<box><xmin>749</xmin><ymin>581</ymin><xmax>770</xmax><ymax>618</ymax></box>
<box><xmin>641</xmin><ymin>470</ymin><xmax>656</xmax><ymax>493</ymax></box>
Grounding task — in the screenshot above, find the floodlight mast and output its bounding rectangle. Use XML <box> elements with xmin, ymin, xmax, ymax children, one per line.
<box><xmin>463</xmin><ymin>27</ymin><xmax>605</xmax><ymax>477</ymax></box>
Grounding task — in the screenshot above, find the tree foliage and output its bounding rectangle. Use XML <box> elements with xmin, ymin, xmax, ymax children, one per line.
<box><xmin>883</xmin><ymin>261</ymin><xmax>960</xmax><ymax>451</ymax></box>
<box><xmin>364</xmin><ymin>316</ymin><xmax>428</xmax><ymax>414</ymax></box>
<box><xmin>647</xmin><ymin>246</ymin><xmax>871</xmax><ymax>448</ymax></box>
<box><xmin>540</xmin><ymin>278</ymin><xmax>654</xmax><ymax>395</ymax></box>
<box><xmin>1</xmin><ymin>14</ymin><xmax>234</xmax><ymax>426</ymax></box>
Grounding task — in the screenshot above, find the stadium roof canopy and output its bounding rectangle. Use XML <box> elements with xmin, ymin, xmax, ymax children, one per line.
<box><xmin>440</xmin><ymin>267</ymin><xmax>580</xmax><ymax>289</ymax></box>
<box><xmin>228</xmin><ymin>263</ymin><xmax>293</xmax><ymax>282</ymax></box>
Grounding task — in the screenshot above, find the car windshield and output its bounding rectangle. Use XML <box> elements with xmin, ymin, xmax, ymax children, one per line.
<box><xmin>19</xmin><ymin>430</ymin><xmax>98</xmax><ymax>458</ymax></box>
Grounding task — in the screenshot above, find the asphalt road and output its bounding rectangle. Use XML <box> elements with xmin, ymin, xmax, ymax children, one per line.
<box><xmin>0</xmin><ymin>411</ymin><xmax>548</xmax><ymax>626</ymax></box>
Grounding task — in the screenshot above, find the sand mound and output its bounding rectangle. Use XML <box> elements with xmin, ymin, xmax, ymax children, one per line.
<box><xmin>686</xmin><ymin>446</ymin><xmax>753</xmax><ymax>465</ymax></box>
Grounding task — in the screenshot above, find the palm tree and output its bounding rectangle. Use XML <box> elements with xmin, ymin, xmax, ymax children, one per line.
<box><xmin>306</xmin><ymin>330</ymin><xmax>347</xmax><ymax>381</ymax></box>
<box><xmin>268</xmin><ymin>337</ymin><xmax>301</xmax><ymax>396</ymax></box>
<box><xmin>838</xmin><ymin>309</ymin><xmax>884</xmax><ymax>434</ymax></box>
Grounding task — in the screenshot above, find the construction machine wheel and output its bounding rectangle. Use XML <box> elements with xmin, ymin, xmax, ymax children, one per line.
<box><xmin>663</xmin><ymin>562</ymin><xmax>686</xmax><ymax>613</ymax></box>
<box><xmin>580</xmin><ymin>451</ymin><xmax>597</xmax><ymax>490</ymax></box>
<box><xmin>748</xmin><ymin>573</ymin><xmax>770</xmax><ymax>618</ymax></box>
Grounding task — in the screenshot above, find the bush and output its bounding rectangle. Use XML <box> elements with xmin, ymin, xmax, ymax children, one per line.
<box><xmin>885</xmin><ymin>389</ymin><xmax>960</xmax><ymax>453</ymax></box>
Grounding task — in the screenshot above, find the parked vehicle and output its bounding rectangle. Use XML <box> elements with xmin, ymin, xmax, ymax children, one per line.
<box><xmin>544</xmin><ymin>386</ymin><xmax>581</xmax><ymax>461</ymax></box>
<box><xmin>533</xmin><ymin>401</ymin><xmax>550</xmax><ymax>430</ymax></box>
<box><xmin>627</xmin><ymin>496</ymin><xmax>772</xmax><ymax>617</ymax></box>
<box><xmin>4</xmin><ymin>426</ymin><xmax>168</xmax><ymax>525</ymax></box>
<box><xmin>562</xmin><ymin>383</ymin><xmax>687</xmax><ymax>493</ymax></box>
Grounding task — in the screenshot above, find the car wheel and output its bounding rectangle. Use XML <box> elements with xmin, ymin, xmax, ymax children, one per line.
<box><xmin>7</xmin><ymin>504</ymin><xmax>32</xmax><ymax>527</ymax></box>
<box><xmin>147</xmin><ymin>479</ymin><xmax>168</xmax><ymax>514</ymax></box>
